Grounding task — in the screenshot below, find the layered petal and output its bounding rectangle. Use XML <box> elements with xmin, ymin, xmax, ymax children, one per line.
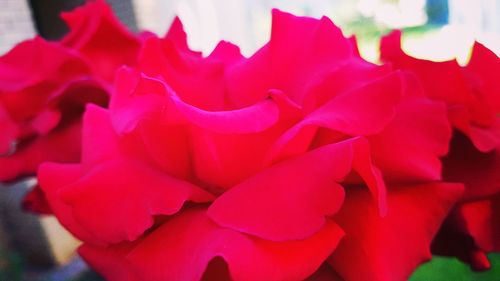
<box><xmin>369</xmin><ymin>96</ymin><xmax>452</xmax><ymax>182</ymax></box>
<box><xmin>380</xmin><ymin>31</ymin><xmax>500</xmax><ymax>152</ymax></box>
<box><xmin>39</xmin><ymin>105</ymin><xmax>214</xmax><ymax>244</ymax></box>
<box><xmin>58</xmin><ymin>158</ymin><xmax>214</xmax><ymax>244</ymax></box>
<box><xmin>329</xmin><ymin>182</ymin><xmax>463</xmax><ymax>281</ymax></box>
<box><xmin>127</xmin><ymin>209</ymin><xmax>344</xmax><ymax>281</ymax></box>
<box><xmin>225</xmin><ymin>9</ymin><xmax>354</xmax><ymax>107</ymax></box>
<box><xmin>0</xmin><ymin>36</ymin><xmax>90</xmax><ymax>93</ymax></box>
<box><xmin>380</xmin><ymin>31</ymin><xmax>472</xmax><ymax>105</ymax></box>
<box><xmin>209</xmin><ymin>137</ymin><xmax>386</xmax><ymax>241</ymax></box>
<box><xmin>268</xmin><ymin>71</ymin><xmax>402</xmax><ymax>163</ymax></box>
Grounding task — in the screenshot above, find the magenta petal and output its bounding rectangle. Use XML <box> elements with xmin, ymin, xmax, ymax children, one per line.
<box><xmin>208</xmin><ymin>138</ymin><xmax>360</xmax><ymax>241</ymax></box>
<box><xmin>0</xmin><ymin>121</ymin><xmax>82</xmax><ymax>181</ymax></box>
<box><xmin>38</xmin><ymin>162</ymin><xmax>102</xmax><ymax>244</ymax></box>
<box><xmin>170</xmin><ymin>94</ymin><xmax>279</xmax><ymax>134</ymax></box>
<box><xmin>0</xmin><ymin>106</ymin><xmax>17</xmax><ymax>155</ymax></box>
<box><xmin>164</xmin><ymin>17</ymin><xmax>199</xmax><ymax>55</ymax></box>
<box><xmin>60</xmin><ymin>0</ymin><xmax>140</xmax><ymax>81</ymax></box>
<box><xmin>111</xmin><ymin>68</ymin><xmax>280</xmax><ymax>135</ymax></box>
<box><xmin>329</xmin><ymin>182</ymin><xmax>464</xmax><ymax>281</ymax></box>
<box><xmin>58</xmin><ymin>159</ymin><xmax>214</xmax><ymax>244</ymax></box>
<box><xmin>79</xmin><ymin>243</ymin><xmax>140</xmax><ymax>281</ymax></box>
<box><xmin>81</xmin><ymin>104</ymin><xmax>120</xmax><ymax>165</ymax></box>
<box><xmin>268</xmin><ymin>9</ymin><xmax>353</xmax><ymax>103</ymax></box>
<box><xmin>303</xmin><ymin>72</ymin><xmax>401</xmax><ymax>135</ymax></box>
<box><xmin>350</xmin><ymin>137</ymin><xmax>388</xmax><ymax>216</ymax></box>
<box><xmin>127</xmin><ymin>209</ymin><xmax>344</xmax><ymax>281</ymax></box>
<box><xmin>466</xmin><ymin>41</ymin><xmax>500</xmax><ymax>113</ymax></box>
<box><xmin>268</xmin><ymin>71</ymin><xmax>402</xmax><ymax>162</ymax></box>
<box><xmin>0</xmin><ymin>37</ymin><xmax>91</xmax><ymax>92</ymax></box>
<box><xmin>29</xmin><ymin>109</ymin><xmax>61</xmax><ymax>135</ymax></box>
<box><xmin>443</xmin><ymin>134</ymin><xmax>500</xmax><ymax>201</ymax></box>
<box><xmin>370</xmin><ymin>97</ymin><xmax>452</xmax><ymax>182</ymax></box>
<box><xmin>458</xmin><ymin>196</ymin><xmax>500</xmax><ymax>253</ymax></box>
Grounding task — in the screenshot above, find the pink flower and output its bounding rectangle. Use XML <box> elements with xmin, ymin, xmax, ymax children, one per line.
<box><xmin>38</xmin><ymin>10</ymin><xmax>467</xmax><ymax>281</ymax></box>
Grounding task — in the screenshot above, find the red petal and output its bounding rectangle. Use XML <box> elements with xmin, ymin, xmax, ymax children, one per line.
<box><xmin>209</xmin><ymin>138</ymin><xmax>370</xmax><ymax>241</ymax></box>
<box><xmin>458</xmin><ymin>196</ymin><xmax>500</xmax><ymax>253</ymax></box>
<box><xmin>329</xmin><ymin>182</ymin><xmax>463</xmax><ymax>281</ymax></box>
<box><xmin>0</xmin><ymin>105</ymin><xmax>17</xmax><ymax>155</ymax></box>
<box><xmin>305</xmin><ymin>264</ymin><xmax>344</xmax><ymax>281</ymax></box>
<box><xmin>164</xmin><ymin>17</ymin><xmax>200</xmax><ymax>56</ymax></box>
<box><xmin>268</xmin><ymin>71</ymin><xmax>402</xmax><ymax>163</ymax></box>
<box><xmin>79</xmin><ymin>243</ymin><xmax>140</xmax><ymax>281</ymax></box>
<box><xmin>225</xmin><ymin>10</ymin><xmax>354</xmax><ymax>107</ymax></box>
<box><xmin>137</xmin><ymin>36</ymin><xmax>229</xmax><ymax>110</ymax></box>
<box><xmin>127</xmin><ymin>209</ymin><xmax>344</xmax><ymax>281</ymax></box>
<box><xmin>443</xmin><ymin>134</ymin><xmax>500</xmax><ymax>200</ymax></box>
<box><xmin>370</xmin><ymin>97</ymin><xmax>452</xmax><ymax>182</ymax></box>
<box><xmin>0</xmin><ymin>121</ymin><xmax>82</xmax><ymax>181</ymax></box>
<box><xmin>22</xmin><ymin>184</ymin><xmax>52</xmax><ymax>214</ymax></box>
<box><xmin>61</xmin><ymin>0</ymin><xmax>140</xmax><ymax>81</ymax></box>
<box><xmin>0</xmin><ymin>37</ymin><xmax>90</xmax><ymax>92</ymax></box>
<box><xmin>466</xmin><ymin>41</ymin><xmax>500</xmax><ymax>113</ymax></box>
<box><xmin>58</xmin><ymin>158</ymin><xmax>214</xmax><ymax>244</ymax></box>
<box><xmin>380</xmin><ymin>31</ymin><xmax>472</xmax><ymax>105</ymax></box>
<box><xmin>111</xmin><ymin>68</ymin><xmax>280</xmax><ymax>134</ymax></box>
<box><xmin>38</xmin><ymin>162</ymin><xmax>101</xmax><ymax>244</ymax></box>
<box><xmin>267</xmin><ymin>9</ymin><xmax>353</xmax><ymax>103</ymax></box>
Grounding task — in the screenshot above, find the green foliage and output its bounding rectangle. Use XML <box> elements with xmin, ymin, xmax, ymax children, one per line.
<box><xmin>410</xmin><ymin>254</ymin><xmax>500</xmax><ymax>281</ymax></box>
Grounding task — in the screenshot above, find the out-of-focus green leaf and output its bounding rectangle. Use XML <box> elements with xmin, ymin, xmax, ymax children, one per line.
<box><xmin>410</xmin><ymin>254</ymin><xmax>500</xmax><ymax>281</ymax></box>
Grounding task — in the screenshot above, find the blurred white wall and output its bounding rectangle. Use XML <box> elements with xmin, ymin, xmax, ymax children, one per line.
<box><xmin>0</xmin><ymin>0</ymin><xmax>36</xmax><ymax>55</ymax></box>
<box><xmin>1</xmin><ymin>1</ymin><xmax>499</xmax><ymax>58</ymax></box>
<box><xmin>131</xmin><ymin>0</ymin><xmax>500</xmax><ymax>58</ymax></box>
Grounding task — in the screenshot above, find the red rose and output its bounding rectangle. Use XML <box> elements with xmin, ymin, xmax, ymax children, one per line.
<box><xmin>0</xmin><ymin>37</ymin><xmax>108</xmax><ymax>182</ymax></box>
<box><xmin>381</xmin><ymin>31</ymin><xmax>500</xmax><ymax>270</ymax></box>
<box><xmin>0</xmin><ymin>0</ymin><xmax>141</xmax><ymax>213</ymax></box>
<box><xmin>38</xmin><ymin>10</ymin><xmax>467</xmax><ymax>281</ymax></box>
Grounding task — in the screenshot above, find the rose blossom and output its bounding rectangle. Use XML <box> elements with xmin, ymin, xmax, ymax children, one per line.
<box><xmin>38</xmin><ymin>9</ymin><xmax>466</xmax><ymax>281</ymax></box>
<box><xmin>0</xmin><ymin>0</ymin><xmax>141</xmax><ymax>211</ymax></box>
<box><xmin>381</xmin><ymin>31</ymin><xmax>500</xmax><ymax>270</ymax></box>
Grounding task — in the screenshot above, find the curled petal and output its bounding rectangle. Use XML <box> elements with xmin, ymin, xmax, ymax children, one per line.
<box><xmin>268</xmin><ymin>71</ymin><xmax>402</xmax><ymax>163</ymax></box>
<box><xmin>111</xmin><ymin>68</ymin><xmax>280</xmax><ymax>135</ymax></box>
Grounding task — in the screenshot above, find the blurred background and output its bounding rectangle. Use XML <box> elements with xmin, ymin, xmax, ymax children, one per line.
<box><xmin>1</xmin><ymin>0</ymin><xmax>500</xmax><ymax>59</ymax></box>
<box><xmin>0</xmin><ymin>0</ymin><xmax>499</xmax><ymax>280</ymax></box>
